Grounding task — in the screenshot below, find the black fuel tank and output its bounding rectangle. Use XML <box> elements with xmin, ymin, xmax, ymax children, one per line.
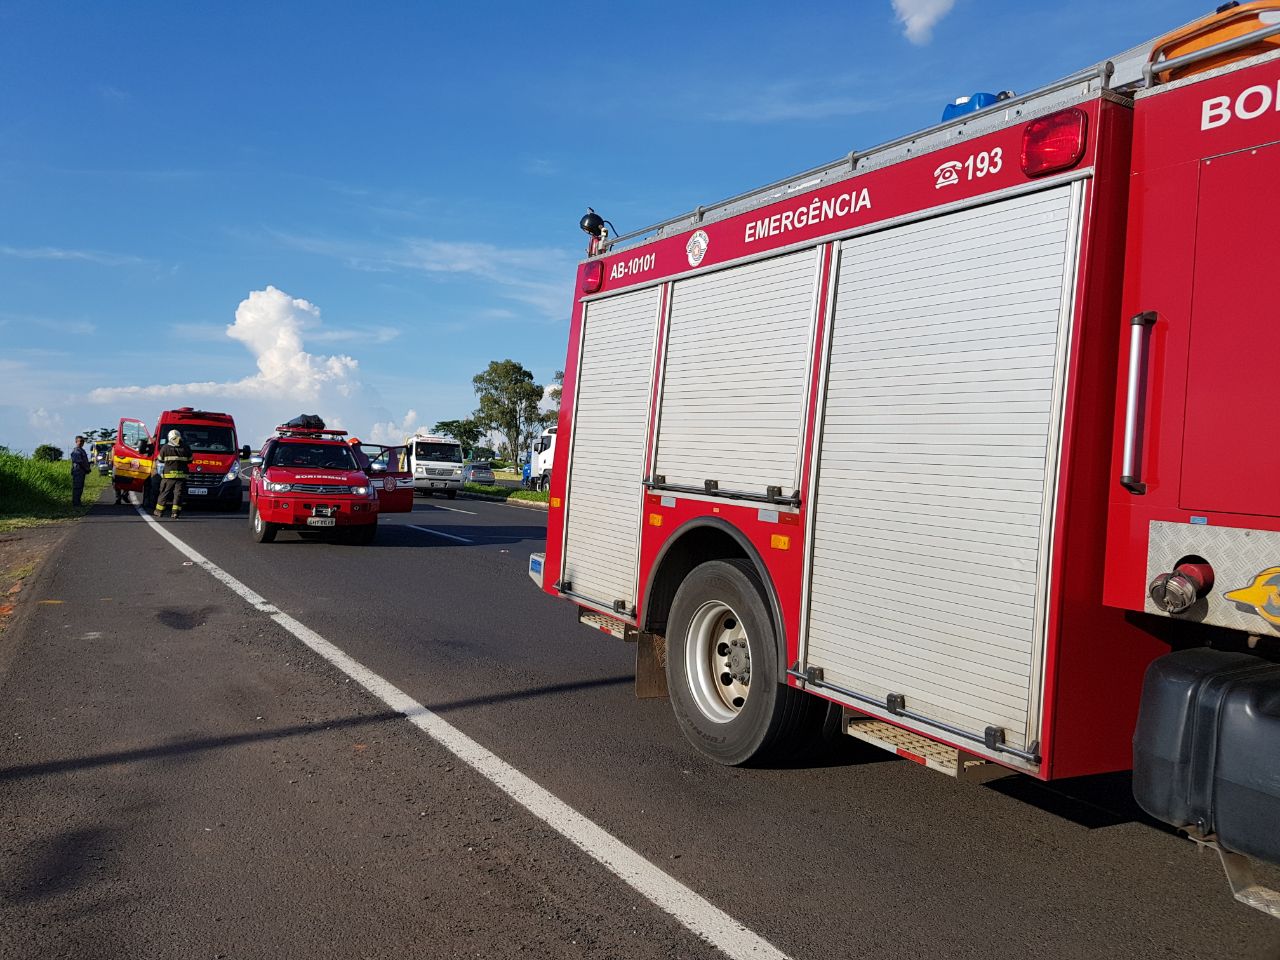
<box><xmin>1133</xmin><ymin>648</ymin><xmax>1280</xmax><ymax>865</ymax></box>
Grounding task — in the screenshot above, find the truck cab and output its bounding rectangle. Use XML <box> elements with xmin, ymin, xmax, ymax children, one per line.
<box><xmin>406</xmin><ymin>433</ymin><xmax>464</xmax><ymax>499</ymax></box>
<box><xmin>524</xmin><ymin>426</ymin><xmax>556</xmax><ymax>491</ymax></box>
<box><xmin>113</xmin><ymin>407</ymin><xmax>250</xmax><ymax>510</ymax></box>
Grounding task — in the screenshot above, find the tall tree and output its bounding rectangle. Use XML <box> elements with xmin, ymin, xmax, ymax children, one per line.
<box><xmin>472</xmin><ymin>360</ymin><xmax>544</xmax><ymax>467</ymax></box>
<box><xmin>432</xmin><ymin>418</ymin><xmax>485</xmax><ymax>454</ymax></box>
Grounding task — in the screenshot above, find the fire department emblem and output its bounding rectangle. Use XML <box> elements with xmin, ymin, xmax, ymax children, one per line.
<box><xmin>1224</xmin><ymin>567</ymin><xmax>1280</xmax><ymax>625</ymax></box>
<box><xmin>686</xmin><ymin>230</ymin><xmax>709</xmax><ymax>267</ymax></box>
<box><xmin>384</xmin><ymin>476</ymin><xmax>397</xmax><ymax>492</ymax></box>
<box><xmin>933</xmin><ymin>160</ymin><xmax>962</xmax><ymax>189</ymax></box>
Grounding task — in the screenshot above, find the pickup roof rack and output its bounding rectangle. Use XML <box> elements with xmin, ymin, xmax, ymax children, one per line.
<box><xmin>274</xmin><ymin>426</ymin><xmax>348</xmax><ymax>440</ymax></box>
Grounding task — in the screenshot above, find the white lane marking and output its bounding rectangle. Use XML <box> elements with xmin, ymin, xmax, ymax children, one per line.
<box><xmin>408</xmin><ymin>524</ymin><xmax>473</xmax><ymax>544</ymax></box>
<box><xmin>421</xmin><ymin>503</ymin><xmax>477</xmax><ymax>515</ymax></box>
<box><xmin>137</xmin><ymin>508</ymin><xmax>790</xmax><ymax>960</ymax></box>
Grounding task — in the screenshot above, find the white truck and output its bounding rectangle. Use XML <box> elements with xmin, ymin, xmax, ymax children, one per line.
<box><xmin>523</xmin><ymin>426</ymin><xmax>556</xmax><ymax>491</ymax></box>
<box><xmin>406</xmin><ymin>432</ymin><xmax>464</xmax><ymax>499</ymax></box>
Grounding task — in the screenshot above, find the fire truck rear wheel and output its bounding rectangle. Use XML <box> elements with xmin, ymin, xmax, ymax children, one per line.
<box><xmin>666</xmin><ymin>558</ymin><xmax>816</xmax><ymax>766</ymax></box>
<box><xmin>250</xmin><ymin>505</ymin><xmax>277</xmax><ymax>543</ymax></box>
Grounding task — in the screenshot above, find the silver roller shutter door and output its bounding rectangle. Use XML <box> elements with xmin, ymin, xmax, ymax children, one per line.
<box><xmin>561</xmin><ymin>287</ymin><xmax>660</xmax><ymax>612</ymax></box>
<box><xmin>805</xmin><ymin>185</ymin><xmax>1081</xmax><ymax>750</ymax></box>
<box><xmin>654</xmin><ymin>250</ymin><xmax>819</xmax><ymax>496</ymax></box>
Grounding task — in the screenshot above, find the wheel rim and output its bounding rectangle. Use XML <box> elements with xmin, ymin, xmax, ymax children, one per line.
<box><xmin>684</xmin><ymin>599</ymin><xmax>751</xmax><ymax>723</ymax></box>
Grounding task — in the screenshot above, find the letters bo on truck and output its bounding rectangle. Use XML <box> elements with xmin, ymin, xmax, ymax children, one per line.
<box><xmin>530</xmin><ymin>2</ymin><xmax>1280</xmax><ymax>917</ymax></box>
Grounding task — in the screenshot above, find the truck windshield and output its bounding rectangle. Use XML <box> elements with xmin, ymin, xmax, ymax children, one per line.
<box><xmin>267</xmin><ymin>443</ymin><xmax>358</xmax><ymax>470</ymax></box>
<box><xmin>171</xmin><ymin>426</ymin><xmax>236</xmax><ymax>452</ymax></box>
<box><xmin>415</xmin><ymin>442</ymin><xmax>462</xmax><ymax>463</ymax></box>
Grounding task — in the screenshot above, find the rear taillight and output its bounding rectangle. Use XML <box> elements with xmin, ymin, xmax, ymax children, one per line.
<box><xmin>581</xmin><ymin>260</ymin><xmax>604</xmax><ymax>294</ymax></box>
<box><xmin>1021</xmin><ymin>108</ymin><xmax>1088</xmax><ymax>178</ymax></box>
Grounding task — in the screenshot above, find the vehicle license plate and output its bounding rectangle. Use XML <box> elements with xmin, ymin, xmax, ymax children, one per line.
<box><xmin>187</xmin><ymin>487</ymin><xmax>208</xmax><ymax>495</ymax></box>
<box><xmin>306</xmin><ymin>517</ymin><xmax>336</xmax><ymax>527</ymax></box>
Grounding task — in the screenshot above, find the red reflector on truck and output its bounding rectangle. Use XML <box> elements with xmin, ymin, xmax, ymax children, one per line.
<box><xmin>1021</xmin><ymin>108</ymin><xmax>1087</xmax><ymax>177</ymax></box>
<box><xmin>581</xmin><ymin>260</ymin><xmax>604</xmax><ymax>294</ymax></box>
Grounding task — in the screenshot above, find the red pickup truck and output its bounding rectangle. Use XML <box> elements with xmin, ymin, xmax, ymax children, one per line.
<box><xmin>248</xmin><ymin>421</ymin><xmax>412</xmax><ymax>544</ymax></box>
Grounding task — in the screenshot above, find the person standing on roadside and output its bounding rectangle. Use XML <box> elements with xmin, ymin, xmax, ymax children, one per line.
<box><xmin>153</xmin><ymin>429</ymin><xmax>191</xmax><ymax>520</ymax></box>
<box><xmin>69</xmin><ymin>435</ymin><xmax>90</xmax><ymax>507</ymax></box>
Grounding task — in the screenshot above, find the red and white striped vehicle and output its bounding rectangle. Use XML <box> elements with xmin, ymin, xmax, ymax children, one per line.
<box><xmin>529</xmin><ymin>3</ymin><xmax>1280</xmax><ymax>914</ymax></box>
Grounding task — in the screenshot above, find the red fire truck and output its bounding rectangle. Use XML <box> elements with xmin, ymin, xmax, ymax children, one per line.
<box><xmin>530</xmin><ymin>4</ymin><xmax>1280</xmax><ymax>914</ymax></box>
<box><xmin>112</xmin><ymin>408</ymin><xmax>251</xmax><ymax>511</ymax></box>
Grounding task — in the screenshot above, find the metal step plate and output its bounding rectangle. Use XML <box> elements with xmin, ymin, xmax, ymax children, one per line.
<box><xmin>846</xmin><ymin>715</ymin><xmax>1004</xmax><ymax>782</ymax></box>
<box><xmin>579</xmin><ymin>608</ymin><xmax>633</xmax><ymax>640</ymax></box>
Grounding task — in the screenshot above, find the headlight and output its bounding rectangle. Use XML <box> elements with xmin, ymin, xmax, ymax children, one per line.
<box><xmin>453</xmin><ymin>468</ymin><xmax>462</xmax><ymax>475</ymax></box>
<box><xmin>350</xmin><ymin>485</ymin><xmax>369</xmax><ymax>496</ymax></box>
<box><xmin>415</xmin><ymin>466</ymin><xmax>425</xmax><ymax>475</ymax></box>
<box><xmin>264</xmin><ymin>480</ymin><xmax>292</xmax><ymax>492</ymax></box>
<box><xmin>225</xmin><ymin>460</ymin><xmax>240</xmax><ymax>481</ymax></box>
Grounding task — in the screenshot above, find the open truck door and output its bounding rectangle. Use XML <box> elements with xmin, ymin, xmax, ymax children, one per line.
<box><xmin>112</xmin><ymin>417</ymin><xmax>154</xmax><ymax>495</ymax></box>
<box><xmin>359</xmin><ymin>444</ymin><xmax>413</xmax><ymax>513</ymax></box>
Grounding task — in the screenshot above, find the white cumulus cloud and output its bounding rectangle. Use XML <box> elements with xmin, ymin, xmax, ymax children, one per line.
<box><xmin>891</xmin><ymin>0</ymin><xmax>956</xmax><ymax>45</ymax></box>
<box><xmin>27</xmin><ymin>406</ymin><xmax>65</xmax><ymax>442</ymax></box>
<box><xmin>367</xmin><ymin>409</ymin><xmax>427</xmax><ymax>445</ymax></box>
<box><xmin>90</xmin><ymin>286</ymin><xmax>359</xmax><ymax>405</ymax></box>
<box><xmin>86</xmin><ymin>285</ymin><xmax>419</xmax><ymax>449</ymax></box>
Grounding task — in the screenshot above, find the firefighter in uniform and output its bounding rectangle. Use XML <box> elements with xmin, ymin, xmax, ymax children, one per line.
<box><xmin>154</xmin><ymin>429</ymin><xmax>191</xmax><ymax>519</ymax></box>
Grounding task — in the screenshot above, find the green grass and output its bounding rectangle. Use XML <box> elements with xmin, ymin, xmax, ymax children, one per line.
<box><xmin>462</xmin><ymin>482</ymin><xmax>549</xmax><ymax>504</ymax></box>
<box><xmin>0</xmin><ymin>452</ymin><xmax>113</xmax><ymax>530</ymax></box>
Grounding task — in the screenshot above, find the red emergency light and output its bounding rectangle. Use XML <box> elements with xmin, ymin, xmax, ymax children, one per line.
<box><xmin>1020</xmin><ymin>108</ymin><xmax>1088</xmax><ymax>178</ymax></box>
<box><xmin>581</xmin><ymin>260</ymin><xmax>605</xmax><ymax>294</ymax></box>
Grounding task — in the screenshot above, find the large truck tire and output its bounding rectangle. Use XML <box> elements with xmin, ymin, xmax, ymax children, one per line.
<box><xmin>665</xmin><ymin>558</ymin><xmax>824</xmax><ymax>766</ymax></box>
<box><xmin>250</xmin><ymin>505</ymin><xmax>277</xmax><ymax>543</ymax></box>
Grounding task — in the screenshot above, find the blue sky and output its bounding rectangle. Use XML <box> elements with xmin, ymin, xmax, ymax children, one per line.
<box><xmin>0</xmin><ymin>0</ymin><xmax>1211</xmax><ymax>452</ymax></box>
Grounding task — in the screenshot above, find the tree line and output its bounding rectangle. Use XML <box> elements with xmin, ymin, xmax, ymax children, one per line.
<box><xmin>432</xmin><ymin>360</ymin><xmax>563</xmax><ymax>463</ymax></box>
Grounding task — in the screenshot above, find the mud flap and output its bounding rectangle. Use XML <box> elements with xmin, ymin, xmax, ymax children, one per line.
<box><xmin>635</xmin><ymin>632</ymin><xmax>669</xmax><ymax>699</ymax></box>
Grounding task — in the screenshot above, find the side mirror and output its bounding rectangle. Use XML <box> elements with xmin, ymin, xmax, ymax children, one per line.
<box><xmin>249</xmin><ymin>455</ymin><xmax>263</xmax><ymax>467</ymax></box>
<box><xmin>241</xmin><ymin>445</ymin><xmax>252</xmax><ymax>459</ymax></box>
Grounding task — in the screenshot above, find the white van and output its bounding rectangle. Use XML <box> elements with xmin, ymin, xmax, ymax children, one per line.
<box><xmin>406</xmin><ymin>433</ymin><xmax>464</xmax><ymax>499</ymax></box>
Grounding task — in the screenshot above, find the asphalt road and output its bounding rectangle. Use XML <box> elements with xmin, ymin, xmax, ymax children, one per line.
<box><xmin>2</xmin><ymin>491</ymin><xmax>1278</xmax><ymax>959</ymax></box>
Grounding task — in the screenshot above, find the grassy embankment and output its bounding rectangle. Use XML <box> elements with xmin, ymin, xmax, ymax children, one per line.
<box><xmin>462</xmin><ymin>482</ymin><xmax>549</xmax><ymax>505</ymax></box>
<box><xmin>0</xmin><ymin>453</ymin><xmax>112</xmax><ymax>531</ymax></box>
